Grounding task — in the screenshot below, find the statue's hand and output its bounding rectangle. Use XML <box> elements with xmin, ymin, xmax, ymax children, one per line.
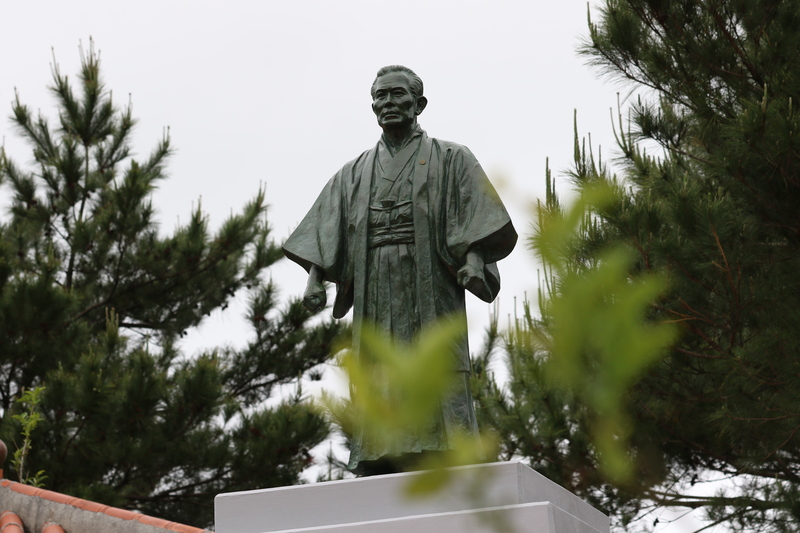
<box><xmin>457</xmin><ymin>263</ymin><xmax>491</xmax><ymax>301</ymax></box>
<box><xmin>303</xmin><ymin>281</ymin><xmax>327</xmax><ymax>313</ymax></box>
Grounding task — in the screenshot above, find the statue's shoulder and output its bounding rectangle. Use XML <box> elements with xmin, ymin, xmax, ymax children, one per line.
<box><xmin>342</xmin><ymin>146</ymin><xmax>377</xmax><ymax>170</ymax></box>
<box><xmin>334</xmin><ymin>144</ymin><xmax>379</xmax><ymax>179</ymax></box>
<box><xmin>428</xmin><ymin>137</ymin><xmax>477</xmax><ymax>161</ymax></box>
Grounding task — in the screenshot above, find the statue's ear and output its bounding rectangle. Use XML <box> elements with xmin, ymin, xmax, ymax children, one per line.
<box><xmin>415</xmin><ymin>96</ymin><xmax>428</xmax><ymax>115</ymax></box>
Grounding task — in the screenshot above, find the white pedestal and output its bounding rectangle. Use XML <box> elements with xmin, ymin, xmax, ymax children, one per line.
<box><xmin>214</xmin><ymin>461</ymin><xmax>609</xmax><ymax>533</ymax></box>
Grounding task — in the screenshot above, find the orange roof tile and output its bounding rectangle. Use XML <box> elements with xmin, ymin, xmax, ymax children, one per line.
<box><xmin>41</xmin><ymin>522</ymin><xmax>65</xmax><ymax>533</ymax></box>
<box><xmin>0</xmin><ymin>511</ymin><xmax>24</xmax><ymax>533</ymax></box>
<box><xmin>0</xmin><ymin>480</ymin><xmax>209</xmax><ymax>533</ymax></box>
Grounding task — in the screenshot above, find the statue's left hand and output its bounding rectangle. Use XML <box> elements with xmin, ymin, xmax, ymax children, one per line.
<box><xmin>457</xmin><ymin>263</ymin><xmax>491</xmax><ymax>301</ymax></box>
<box><xmin>303</xmin><ymin>265</ymin><xmax>327</xmax><ymax>313</ymax></box>
<box><xmin>303</xmin><ymin>282</ymin><xmax>327</xmax><ymax>313</ymax></box>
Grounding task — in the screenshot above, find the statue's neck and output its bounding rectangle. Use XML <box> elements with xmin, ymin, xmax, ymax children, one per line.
<box><xmin>382</xmin><ymin>123</ymin><xmax>418</xmax><ymax>156</ymax></box>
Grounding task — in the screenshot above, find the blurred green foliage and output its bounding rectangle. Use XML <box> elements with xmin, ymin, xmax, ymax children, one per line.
<box><xmin>341</xmin><ymin>319</ymin><xmax>462</xmax><ymax>446</ymax></box>
<box><xmin>10</xmin><ymin>386</ymin><xmax>48</xmax><ymax>488</ymax></box>
<box><xmin>531</xmin><ymin>180</ymin><xmax>676</xmax><ymax>482</ymax></box>
<box><xmin>321</xmin><ymin>316</ymin><xmax>496</xmax><ymax>496</ymax></box>
<box><xmin>478</xmin><ymin>1</ymin><xmax>800</xmax><ymax>530</ymax></box>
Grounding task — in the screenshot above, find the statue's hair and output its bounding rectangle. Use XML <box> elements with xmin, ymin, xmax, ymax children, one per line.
<box><xmin>371</xmin><ymin>65</ymin><xmax>424</xmax><ymax>99</ymax></box>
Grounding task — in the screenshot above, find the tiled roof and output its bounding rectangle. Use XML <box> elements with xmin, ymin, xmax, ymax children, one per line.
<box><xmin>0</xmin><ymin>477</ymin><xmax>210</xmax><ymax>533</ymax></box>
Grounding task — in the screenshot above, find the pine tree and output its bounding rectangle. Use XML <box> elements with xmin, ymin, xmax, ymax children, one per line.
<box><xmin>477</xmin><ymin>1</ymin><xmax>800</xmax><ymax>531</ymax></box>
<box><xmin>0</xmin><ymin>43</ymin><xmax>342</xmax><ymax>528</ymax></box>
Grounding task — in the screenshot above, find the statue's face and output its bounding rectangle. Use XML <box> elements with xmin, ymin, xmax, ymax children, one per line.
<box><xmin>371</xmin><ymin>72</ymin><xmax>421</xmax><ymax>131</ymax></box>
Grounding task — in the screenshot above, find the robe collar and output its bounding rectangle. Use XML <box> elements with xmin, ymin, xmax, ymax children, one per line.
<box><xmin>379</xmin><ymin>125</ymin><xmax>424</xmax><ymax>155</ymax></box>
<box><xmin>378</xmin><ymin>126</ymin><xmax>425</xmax><ymax>184</ymax></box>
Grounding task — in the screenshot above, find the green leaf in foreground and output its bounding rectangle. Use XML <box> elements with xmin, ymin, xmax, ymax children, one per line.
<box><xmin>532</xmin><ymin>183</ymin><xmax>677</xmax><ymax>481</ymax></box>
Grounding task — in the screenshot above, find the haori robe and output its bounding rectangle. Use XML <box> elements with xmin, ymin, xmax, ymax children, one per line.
<box><xmin>283</xmin><ymin>128</ymin><xmax>517</xmax><ymax>472</ymax></box>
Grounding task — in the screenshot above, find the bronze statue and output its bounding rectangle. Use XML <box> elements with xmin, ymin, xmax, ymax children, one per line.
<box><xmin>283</xmin><ymin>65</ymin><xmax>517</xmax><ymax>474</ymax></box>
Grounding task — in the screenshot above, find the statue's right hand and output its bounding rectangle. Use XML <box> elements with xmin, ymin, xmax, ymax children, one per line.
<box><xmin>303</xmin><ymin>282</ymin><xmax>327</xmax><ymax>313</ymax></box>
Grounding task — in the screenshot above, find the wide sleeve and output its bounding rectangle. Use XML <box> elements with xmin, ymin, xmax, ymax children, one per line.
<box><xmin>436</xmin><ymin>144</ymin><xmax>518</xmax><ymax>302</ymax></box>
<box><xmin>282</xmin><ymin>169</ymin><xmax>354</xmax><ymax>317</ymax></box>
<box><xmin>443</xmin><ymin>147</ymin><xmax>517</xmax><ymax>262</ymax></box>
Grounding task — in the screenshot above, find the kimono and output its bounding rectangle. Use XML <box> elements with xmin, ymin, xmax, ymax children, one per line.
<box><xmin>283</xmin><ymin>128</ymin><xmax>517</xmax><ymax>472</ymax></box>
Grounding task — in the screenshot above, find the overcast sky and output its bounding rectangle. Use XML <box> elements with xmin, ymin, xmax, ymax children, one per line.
<box><xmin>1</xmin><ymin>0</ymin><xmax>628</xmax><ymax>352</ymax></box>
<box><xmin>0</xmin><ymin>2</ymin><xmax>720</xmax><ymax>531</ymax></box>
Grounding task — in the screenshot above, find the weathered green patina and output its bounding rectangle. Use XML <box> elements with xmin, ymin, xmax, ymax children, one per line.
<box><xmin>283</xmin><ymin>66</ymin><xmax>517</xmax><ymax>474</ymax></box>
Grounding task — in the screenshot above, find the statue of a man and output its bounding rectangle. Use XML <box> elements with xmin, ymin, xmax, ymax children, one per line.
<box><xmin>283</xmin><ymin>65</ymin><xmax>517</xmax><ymax>474</ymax></box>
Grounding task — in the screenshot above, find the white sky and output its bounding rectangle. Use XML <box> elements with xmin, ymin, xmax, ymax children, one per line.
<box><xmin>0</xmin><ymin>1</ymin><xmax>722</xmax><ymax>531</ymax></box>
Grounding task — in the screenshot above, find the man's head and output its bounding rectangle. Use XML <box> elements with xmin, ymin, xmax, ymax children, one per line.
<box><xmin>371</xmin><ymin>65</ymin><xmax>428</xmax><ymax>132</ymax></box>
<box><xmin>371</xmin><ymin>65</ymin><xmax>424</xmax><ymax>99</ymax></box>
